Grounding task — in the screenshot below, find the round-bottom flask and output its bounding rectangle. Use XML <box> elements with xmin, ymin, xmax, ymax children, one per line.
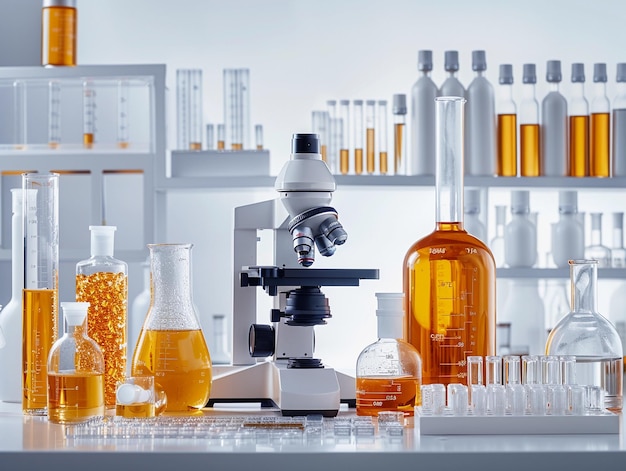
<box><xmin>131</xmin><ymin>244</ymin><xmax>212</xmax><ymax>411</ymax></box>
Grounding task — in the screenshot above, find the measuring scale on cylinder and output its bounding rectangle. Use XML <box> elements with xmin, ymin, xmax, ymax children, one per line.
<box><xmin>403</xmin><ymin>97</ymin><xmax>495</xmax><ymax>388</ymax></box>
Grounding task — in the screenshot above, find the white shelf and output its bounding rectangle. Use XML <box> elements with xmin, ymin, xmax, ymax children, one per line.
<box><xmin>497</xmin><ymin>267</ymin><xmax>626</xmax><ymax>279</ymax></box>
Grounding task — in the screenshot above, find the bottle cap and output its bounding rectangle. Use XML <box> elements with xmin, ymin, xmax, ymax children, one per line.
<box><xmin>499</xmin><ymin>64</ymin><xmax>514</xmax><ymax>85</ymax></box>
<box><xmin>571</xmin><ymin>63</ymin><xmax>585</xmax><ymax>83</ymax></box>
<box><xmin>464</xmin><ymin>188</ymin><xmax>481</xmax><ymax>214</ymax></box>
<box><xmin>326</xmin><ymin>100</ymin><xmax>336</xmax><ymax>107</ymax></box>
<box><xmin>444</xmin><ymin>50</ymin><xmax>460</xmax><ymax>72</ymax></box>
<box><xmin>339</xmin><ymin>99</ymin><xmax>350</xmax><ymax>106</ymax></box>
<box><xmin>375</xmin><ymin>293</ymin><xmax>404</xmax><ymax>339</ymax></box>
<box><xmin>61</xmin><ymin>302</ymin><xmax>90</xmax><ymax>327</ymax></box>
<box><xmin>523</xmin><ymin>64</ymin><xmax>536</xmax><ymax>84</ymax></box>
<box><xmin>418</xmin><ymin>50</ymin><xmax>433</xmax><ymax>71</ymax></box>
<box><xmin>613</xmin><ymin>212</ymin><xmax>624</xmax><ymax>229</ymax></box>
<box><xmin>43</xmin><ymin>0</ymin><xmax>77</xmax><ymax>7</ymax></box>
<box><xmin>353</xmin><ymin>99</ymin><xmax>363</xmax><ymax>106</ymax></box>
<box><xmin>392</xmin><ymin>94</ymin><xmax>407</xmax><ymax>115</ymax></box>
<box><xmin>510</xmin><ymin>190</ymin><xmax>530</xmax><ymax>213</ymax></box>
<box><xmin>558</xmin><ymin>190</ymin><xmax>578</xmax><ymax>213</ymax></box>
<box><xmin>617</xmin><ymin>63</ymin><xmax>626</xmax><ymax>83</ymax></box>
<box><xmin>590</xmin><ymin>212</ymin><xmax>603</xmax><ymax>231</ymax></box>
<box><xmin>377</xmin><ymin>99</ymin><xmax>387</xmax><ymax>106</ymax></box>
<box><xmin>546</xmin><ymin>60</ymin><xmax>562</xmax><ymax>83</ymax></box>
<box><xmin>593</xmin><ymin>63</ymin><xmax>607</xmax><ymax>83</ymax></box>
<box><xmin>472</xmin><ymin>50</ymin><xmax>487</xmax><ymax>71</ymax></box>
<box><xmin>366</xmin><ymin>99</ymin><xmax>376</xmax><ymax>106</ymax></box>
<box><xmin>90</xmin><ymin>225</ymin><xmax>117</xmax><ymax>257</ymax></box>
<box><xmin>291</xmin><ymin>133</ymin><xmax>319</xmax><ymax>154</ymax></box>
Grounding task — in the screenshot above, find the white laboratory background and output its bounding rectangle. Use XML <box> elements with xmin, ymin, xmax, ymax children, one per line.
<box><xmin>1</xmin><ymin>0</ymin><xmax>626</xmax><ymax>374</ymax></box>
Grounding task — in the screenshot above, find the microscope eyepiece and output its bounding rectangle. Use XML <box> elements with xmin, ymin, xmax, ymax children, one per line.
<box><xmin>291</xmin><ymin>133</ymin><xmax>320</xmax><ymax>154</ymax></box>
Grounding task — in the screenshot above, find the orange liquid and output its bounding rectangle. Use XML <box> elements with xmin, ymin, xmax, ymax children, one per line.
<box><xmin>116</xmin><ymin>402</ymin><xmax>156</xmax><ymax>419</ymax></box>
<box><xmin>497</xmin><ymin>114</ymin><xmax>517</xmax><ymax>176</ymax></box>
<box><xmin>520</xmin><ymin>124</ymin><xmax>540</xmax><ymax>176</ymax></box>
<box><xmin>394</xmin><ymin>123</ymin><xmax>405</xmax><ymax>173</ymax></box>
<box><xmin>189</xmin><ymin>142</ymin><xmax>202</xmax><ymax>151</ymax></box>
<box><xmin>321</xmin><ymin>144</ymin><xmax>328</xmax><ymax>163</ymax></box>
<box><xmin>404</xmin><ymin>223</ymin><xmax>496</xmax><ymax>387</ymax></box>
<box><xmin>354</xmin><ymin>148</ymin><xmax>364</xmax><ymax>175</ymax></box>
<box><xmin>23</xmin><ymin>289</ymin><xmax>58</xmax><ymax>413</ymax></box>
<box><xmin>231</xmin><ymin>143</ymin><xmax>243</xmax><ymax>150</ymax></box>
<box><xmin>132</xmin><ymin>329</ymin><xmax>212</xmax><ymax>411</ymax></box>
<box><xmin>42</xmin><ymin>6</ymin><xmax>76</xmax><ymax>66</ymax></box>
<box><xmin>379</xmin><ymin>151</ymin><xmax>388</xmax><ymax>175</ymax></box>
<box><xmin>83</xmin><ymin>133</ymin><xmax>94</xmax><ymax>149</ymax></box>
<box><xmin>117</xmin><ymin>141</ymin><xmax>130</xmax><ymax>149</ymax></box>
<box><xmin>356</xmin><ymin>376</ymin><xmax>420</xmax><ymax>417</ymax></box>
<box><xmin>590</xmin><ymin>112</ymin><xmax>610</xmax><ymax>177</ymax></box>
<box><xmin>569</xmin><ymin>115</ymin><xmax>589</xmax><ymax>177</ymax></box>
<box><xmin>256</xmin><ymin>145</ymin><xmax>263</xmax><ymax>150</ymax></box>
<box><xmin>366</xmin><ymin>128</ymin><xmax>375</xmax><ymax>174</ymax></box>
<box><xmin>217</xmin><ymin>140</ymin><xmax>225</xmax><ymax>150</ymax></box>
<box><xmin>47</xmin><ymin>373</ymin><xmax>105</xmax><ymax>424</ymax></box>
<box><xmin>340</xmin><ymin>148</ymin><xmax>350</xmax><ymax>174</ymax></box>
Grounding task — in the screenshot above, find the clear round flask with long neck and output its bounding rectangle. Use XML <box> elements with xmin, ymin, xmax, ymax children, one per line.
<box><xmin>131</xmin><ymin>244</ymin><xmax>212</xmax><ymax>411</ymax></box>
<box><xmin>546</xmin><ymin>260</ymin><xmax>623</xmax><ymax>411</ymax></box>
<box><xmin>403</xmin><ymin>97</ymin><xmax>496</xmax><ymax>388</ymax></box>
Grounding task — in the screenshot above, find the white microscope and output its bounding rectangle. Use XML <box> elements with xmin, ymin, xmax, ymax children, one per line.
<box><xmin>210</xmin><ymin>133</ymin><xmax>378</xmax><ymax>417</ymax></box>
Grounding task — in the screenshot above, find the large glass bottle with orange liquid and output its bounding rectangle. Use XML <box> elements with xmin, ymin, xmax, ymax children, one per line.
<box><xmin>131</xmin><ymin>244</ymin><xmax>212</xmax><ymax>412</ymax></box>
<box><xmin>403</xmin><ymin>97</ymin><xmax>496</xmax><ymax>388</ymax></box>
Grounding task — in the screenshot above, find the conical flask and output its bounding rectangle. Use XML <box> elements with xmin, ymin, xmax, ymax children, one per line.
<box><xmin>403</xmin><ymin>96</ymin><xmax>496</xmax><ymax>388</ymax></box>
<box><xmin>131</xmin><ymin>244</ymin><xmax>212</xmax><ymax>411</ymax></box>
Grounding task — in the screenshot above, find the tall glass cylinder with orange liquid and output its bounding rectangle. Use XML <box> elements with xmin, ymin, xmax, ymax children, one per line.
<box><xmin>131</xmin><ymin>244</ymin><xmax>212</xmax><ymax>412</ymax></box>
<box><xmin>590</xmin><ymin>63</ymin><xmax>610</xmax><ymax>177</ymax></box>
<box><xmin>568</xmin><ymin>63</ymin><xmax>589</xmax><ymax>177</ymax></box>
<box><xmin>403</xmin><ymin>97</ymin><xmax>496</xmax><ymax>388</ymax></box>
<box><xmin>519</xmin><ymin>64</ymin><xmax>540</xmax><ymax>177</ymax></box>
<box><xmin>496</xmin><ymin>64</ymin><xmax>517</xmax><ymax>177</ymax></box>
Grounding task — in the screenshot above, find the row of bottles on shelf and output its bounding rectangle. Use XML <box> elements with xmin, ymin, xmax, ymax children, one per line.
<box><xmin>465</xmin><ymin>189</ymin><xmax>626</xmax><ymax>269</ymax></box>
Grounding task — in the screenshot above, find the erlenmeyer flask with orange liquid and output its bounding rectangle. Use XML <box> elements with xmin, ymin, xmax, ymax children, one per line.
<box><xmin>131</xmin><ymin>244</ymin><xmax>212</xmax><ymax>412</ymax></box>
<box><xmin>403</xmin><ymin>96</ymin><xmax>496</xmax><ymax>388</ymax></box>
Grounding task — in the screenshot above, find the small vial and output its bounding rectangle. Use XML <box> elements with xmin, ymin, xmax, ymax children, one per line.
<box><xmin>548</xmin><ymin>385</ymin><xmax>567</xmax><ymax>415</ymax></box>
<box><xmin>339</xmin><ymin>100</ymin><xmax>350</xmax><ymax>174</ymax></box>
<box><xmin>560</xmin><ymin>355</ymin><xmax>577</xmax><ymax>385</ymax></box>
<box><xmin>353</xmin><ymin>100</ymin><xmax>364</xmax><ymax>175</ymax></box>
<box><xmin>378</xmin><ymin>100</ymin><xmax>388</xmax><ymax>175</ymax></box>
<box><xmin>431</xmin><ymin>384</ymin><xmax>446</xmax><ymax>415</ymax></box>
<box><xmin>503</xmin><ymin>355</ymin><xmax>521</xmax><ymax>385</ymax></box>
<box><xmin>486</xmin><ymin>384</ymin><xmax>506</xmax><ymax>415</ymax></box>
<box><xmin>569</xmin><ymin>63</ymin><xmax>589</xmax><ymax>177</ymax></box>
<box><xmin>42</xmin><ymin>0</ymin><xmax>77</xmax><ymax>67</ymax></box>
<box><xmin>497</xmin><ymin>64</ymin><xmax>517</xmax><ymax>177</ymax></box>
<box><xmin>590</xmin><ymin>63</ymin><xmax>610</xmax><ymax>177</ymax></box>
<box><xmin>327</xmin><ymin>100</ymin><xmax>338</xmax><ymax>173</ymax></box>
<box><xmin>117</xmin><ymin>80</ymin><xmax>130</xmax><ymax>149</ymax></box>
<box><xmin>365</xmin><ymin>100</ymin><xmax>376</xmax><ymax>174</ymax></box>
<box><xmin>420</xmin><ymin>385</ymin><xmax>434</xmax><ymax>415</ymax></box>
<box><xmin>520</xmin><ymin>64</ymin><xmax>540</xmax><ymax>176</ymax></box>
<box><xmin>393</xmin><ymin>94</ymin><xmax>407</xmax><ymax>175</ymax></box>
<box><xmin>255</xmin><ymin>124</ymin><xmax>263</xmax><ymax>150</ymax></box>
<box><xmin>48</xmin><ymin>80</ymin><xmax>61</xmax><ymax>149</ymax></box>
<box><xmin>467</xmin><ymin>355</ymin><xmax>483</xmax><ymax>406</ymax></box>
<box><xmin>471</xmin><ymin>385</ymin><xmax>487</xmax><ymax>415</ymax></box>
<box><xmin>206</xmin><ymin>124</ymin><xmax>215</xmax><ymax>150</ymax></box>
<box><xmin>447</xmin><ymin>383</ymin><xmax>468</xmax><ymax>416</ymax></box>
<box><xmin>217</xmin><ymin>124</ymin><xmax>225</xmax><ymax>150</ymax></box>
<box><xmin>485</xmin><ymin>355</ymin><xmax>502</xmax><ymax>385</ymax></box>
<box><xmin>541</xmin><ymin>355</ymin><xmax>560</xmax><ymax>385</ymax></box>
<box><xmin>611</xmin><ymin>212</ymin><xmax>626</xmax><ymax>268</ymax></box>
<box><xmin>83</xmin><ymin>80</ymin><xmax>96</xmax><ymax>149</ymax></box>
<box><xmin>528</xmin><ymin>384</ymin><xmax>547</xmax><ymax>415</ymax></box>
<box><xmin>505</xmin><ymin>384</ymin><xmax>526</xmax><ymax>416</ymax></box>
<box><xmin>568</xmin><ymin>385</ymin><xmax>585</xmax><ymax>415</ymax></box>
<box><xmin>521</xmin><ymin>354</ymin><xmax>540</xmax><ymax>385</ymax></box>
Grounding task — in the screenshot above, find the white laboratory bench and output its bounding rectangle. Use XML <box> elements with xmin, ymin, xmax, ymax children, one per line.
<box><xmin>0</xmin><ymin>402</ymin><xmax>624</xmax><ymax>471</ymax></box>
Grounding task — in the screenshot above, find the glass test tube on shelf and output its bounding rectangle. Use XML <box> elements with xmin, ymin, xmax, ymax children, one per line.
<box><xmin>366</xmin><ymin>100</ymin><xmax>376</xmax><ymax>174</ymax></box>
<box><xmin>520</xmin><ymin>64</ymin><xmax>540</xmax><ymax>176</ymax></box>
<box><xmin>339</xmin><ymin>100</ymin><xmax>350</xmax><ymax>174</ymax></box>
<box><xmin>217</xmin><ymin>124</ymin><xmax>225</xmax><ymax>150</ymax></box>
<box><xmin>393</xmin><ymin>94</ymin><xmax>407</xmax><ymax>175</ymax></box>
<box><xmin>13</xmin><ymin>81</ymin><xmax>27</xmax><ymax>149</ymax></box>
<box><xmin>326</xmin><ymin>100</ymin><xmax>338</xmax><ymax>173</ymax></box>
<box><xmin>590</xmin><ymin>63</ymin><xmax>610</xmax><ymax>177</ymax></box>
<box><xmin>224</xmin><ymin>68</ymin><xmax>250</xmax><ymax>150</ymax></box>
<box><xmin>48</xmin><ymin>80</ymin><xmax>61</xmax><ymax>149</ymax></box>
<box><xmin>83</xmin><ymin>80</ymin><xmax>96</xmax><ymax>149</ymax></box>
<box><xmin>378</xmin><ymin>100</ymin><xmax>388</xmax><ymax>175</ymax></box>
<box><xmin>206</xmin><ymin>124</ymin><xmax>214</xmax><ymax>150</ymax></box>
<box><xmin>311</xmin><ymin>111</ymin><xmax>329</xmax><ymax>163</ymax></box>
<box><xmin>353</xmin><ymin>100</ymin><xmax>364</xmax><ymax>175</ymax></box>
<box><xmin>255</xmin><ymin>124</ymin><xmax>263</xmax><ymax>150</ymax></box>
<box><xmin>569</xmin><ymin>63</ymin><xmax>589</xmax><ymax>177</ymax></box>
<box><xmin>117</xmin><ymin>80</ymin><xmax>129</xmax><ymax>149</ymax></box>
<box><xmin>176</xmin><ymin>69</ymin><xmax>203</xmax><ymax>151</ymax></box>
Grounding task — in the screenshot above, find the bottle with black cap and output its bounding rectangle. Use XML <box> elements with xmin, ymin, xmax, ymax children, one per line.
<box><xmin>569</xmin><ymin>63</ymin><xmax>589</xmax><ymax>177</ymax></box>
<box><xmin>439</xmin><ymin>50</ymin><xmax>465</xmax><ymax>97</ymax></box>
<box><xmin>612</xmin><ymin>63</ymin><xmax>626</xmax><ymax>177</ymax></box>
<box><xmin>410</xmin><ymin>50</ymin><xmax>437</xmax><ymax>175</ymax></box>
<box><xmin>520</xmin><ymin>64</ymin><xmax>540</xmax><ymax>176</ymax></box>
<box><xmin>590</xmin><ymin>63</ymin><xmax>610</xmax><ymax>177</ymax></box>
<box><xmin>541</xmin><ymin>60</ymin><xmax>568</xmax><ymax>176</ymax></box>
<box><xmin>466</xmin><ymin>50</ymin><xmax>496</xmax><ymax>176</ymax></box>
<box><xmin>497</xmin><ymin>64</ymin><xmax>517</xmax><ymax>177</ymax></box>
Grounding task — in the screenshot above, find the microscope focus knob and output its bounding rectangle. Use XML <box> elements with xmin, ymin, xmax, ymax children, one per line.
<box><xmin>249</xmin><ymin>324</ymin><xmax>275</xmax><ymax>358</ymax></box>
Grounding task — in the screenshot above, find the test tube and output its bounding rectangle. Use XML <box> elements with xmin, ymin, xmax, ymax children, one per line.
<box><xmin>353</xmin><ymin>100</ymin><xmax>364</xmax><ymax>175</ymax></box>
<box><xmin>486</xmin><ymin>355</ymin><xmax>502</xmax><ymax>385</ymax></box>
<box><xmin>541</xmin><ymin>355</ymin><xmax>560</xmax><ymax>385</ymax></box>
<box><xmin>487</xmin><ymin>384</ymin><xmax>506</xmax><ymax>415</ymax></box>
<box><xmin>217</xmin><ymin>124</ymin><xmax>225</xmax><ymax>150</ymax></box>
<box><xmin>365</xmin><ymin>100</ymin><xmax>376</xmax><ymax>174</ymax></box>
<box><xmin>176</xmin><ymin>69</ymin><xmax>190</xmax><ymax>150</ymax></box>
<box><xmin>189</xmin><ymin>70</ymin><xmax>203</xmax><ymax>150</ymax></box>
<box><xmin>224</xmin><ymin>68</ymin><xmax>250</xmax><ymax>150</ymax></box>
<box><xmin>326</xmin><ymin>100</ymin><xmax>338</xmax><ymax>173</ymax></box>
<box><xmin>568</xmin><ymin>385</ymin><xmax>585</xmax><ymax>415</ymax></box>
<box><xmin>13</xmin><ymin>81</ymin><xmax>27</xmax><ymax>149</ymax></box>
<box><xmin>506</xmin><ymin>384</ymin><xmax>526</xmax><ymax>415</ymax></box>
<box><xmin>560</xmin><ymin>355</ymin><xmax>576</xmax><ymax>385</ymax></box>
<box><xmin>339</xmin><ymin>100</ymin><xmax>350</xmax><ymax>175</ymax></box>
<box><xmin>48</xmin><ymin>80</ymin><xmax>61</xmax><ymax>149</ymax></box>
<box><xmin>311</xmin><ymin>111</ymin><xmax>329</xmax><ymax>163</ymax></box>
<box><xmin>393</xmin><ymin>94</ymin><xmax>407</xmax><ymax>175</ymax></box>
<box><xmin>117</xmin><ymin>79</ymin><xmax>129</xmax><ymax>149</ymax></box>
<box><xmin>471</xmin><ymin>385</ymin><xmax>487</xmax><ymax>415</ymax></box>
<box><xmin>255</xmin><ymin>124</ymin><xmax>263</xmax><ymax>150</ymax></box>
<box><xmin>378</xmin><ymin>100</ymin><xmax>388</xmax><ymax>175</ymax></box>
<box><xmin>22</xmin><ymin>173</ymin><xmax>59</xmax><ymax>415</ymax></box>
<box><xmin>83</xmin><ymin>80</ymin><xmax>96</xmax><ymax>149</ymax></box>
<box><xmin>447</xmin><ymin>384</ymin><xmax>468</xmax><ymax>415</ymax></box>
<box><xmin>206</xmin><ymin>124</ymin><xmax>215</xmax><ymax>150</ymax></box>
<box><xmin>521</xmin><ymin>354</ymin><xmax>540</xmax><ymax>385</ymax></box>
<box><xmin>503</xmin><ymin>355</ymin><xmax>521</xmax><ymax>385</ymax></box>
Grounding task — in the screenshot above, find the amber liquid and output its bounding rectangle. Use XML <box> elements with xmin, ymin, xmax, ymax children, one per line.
<box><xmin>83</xmin><ymin>133</ymin><xmax>94</xmax><ymax>149</ymax></box>
<box><xmin>379</xmin><ymin>151</ymin><xmax>388</xmax><ymax>175</ymax></box>
<box><xmin>590</xmin><ymin>112</ymin><xmax>610</xmax><ymax>177</ymax></box>
<box><xmin>394</xmin><ymin>123</ymin><xmax>405</xmax><ymax>173</ymax></box>
<box><xmin>42</xmin><ymin>6</ymin><xmax>76</xmax><ymax>66</ymax></box>
<box><xmin>366</xmin><ymin>128</ymin><xmax>376</xmax><ymax>174</ymax></box>
<box><xmin>356</xmin><ymin>376</ymin><xmax>420</xmax><ymax>417</ymax></box>
<box><xmin>569</xmin><ymin>115</ymin><xmax>589</xmax><ymax>177</ymax></box>
<box><xmin>132</xmin><ymin>329</ymin><xmax>212</xmax><ymax>411</ymax></box>
<box><xmin>116</xmin><ymin>402</ymin><xmax>155</xmax><ymax>419</ymax></box>
<box><xmin>76</xmin><ymin>272</ymin><xmax>128</xmax><ymax>407</ymax></box>
<box><xmin>520</xmin><ymin>124</ymin><xmax>540</xmax><ymax>176</ymax></box>
<box><xmin>231</xmin><ymin>143</ymin><xmax>243</xmax><ymax>150</ymax></box>
<box><xmin>117</xmin><ymin>141</ymin><xmax>130</xmax><ymax>150</ymax></box>
<box><xmin>256</xmin><ymin>145</ymin><xmax>263</xmax><ymax>151</ymax></box>
<box><xmin>497</xmin><ymin>114</ymin><xmax>517</xmax><ymax>176</ymax></box>
<box><xmin>23</xmin><ymin>289</ymin><xmax>58</xmax><ymax>413</ymax></box>
<box><xmin>321</xmin><ymin>144</ymin><xmax>328</xmax><ymax>163</ymax></box>
<box><xmin>189</xmin><ymin>142</ymin><xmax>202</xmax><ymax>151</ymax></box>
<box><xmin>47</xmin><ymin>373</ymin><xmax>104</xmax><ymax>424</ymax></box>
<box><xmin>404</xmin><ymin>223</ymin><xmax>495</xmax><ymax>387</ymax></box>
<box><xmin>217</xmin><ymin>140</ymin><xmax>225</xmax><ymax>150</ymax></box>
<box><xmin>340</xmin><ymin>148</ymin><xmax>350</xmax><ymax>175</ymax></box>
<box><xmin>354</xmin><ymin>148</ymin><xmax>364</xmax><ymax>175</ymax></box>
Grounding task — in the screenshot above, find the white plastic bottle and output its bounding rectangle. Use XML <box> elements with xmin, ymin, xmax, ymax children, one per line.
<box><xmin>500</xmin><ymin>279</ymin><xmax>546</xmax><ymax>355</ymax></box>
<box><xmin>504</xmin><ymin>190</ymin><xmax>537</xmax><ymax>268</ymax></box>
<box><xmin>611</xmin><ymin>63</ymin><xmax>626</xmax><ymax>176</ymax></box>
<box><xmin>466</xmin><ymin>50</ymin><xmax>496</xmax><ymax>176</ymax></box>
<box><xmin>551</xmin><ymin>190</ymin><xmax>585</xmax><ymax>268</ymax></box>
<box><xmin>541</xmin><ymin>60</ymin><xmax>568</xmax><ymax>176</ymax></box>
<box><xmin>438</xmin><ymin>50</ymin><xmax>465</xmax><ymax>97</ymax></box>
<box><xmin>464</xmin><ymin>188</ymin><xmax>487</xmax><ymax>242</ymax></box>
<box><xmin>410</xmin><ymin>50</ymin><xmax>437</xmax><ymax>175</ymax></box>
